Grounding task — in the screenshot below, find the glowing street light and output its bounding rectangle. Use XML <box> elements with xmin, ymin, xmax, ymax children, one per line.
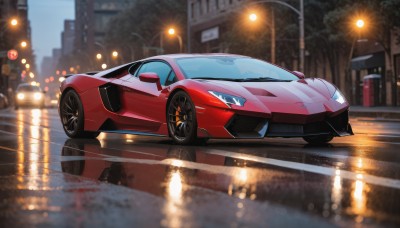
<box><xmin>101</xmin><ymin>63</ymin><xmax>107</xmax><ymax>69</ymax></box>
<box><xmin>249</xmin><ymin>13</ymin><xmax>257</xmax><ymax>22</ymax></box>
<box><xmin>25</xmin><ymin>63</ymin><xmax>30</xmax><ymax>69</ymax></box>
<box><xmin>10</xmin><ymin>18</ymin><xmax>18</xmax><ymax>26</ymax></box>
<box><xmin>96</xmin><ymin>53</ymin><xmax>102</xmax><ymax>60</ymax></box>
<box><xmin>112</xmin><ymin>51</ymin><xmax>118</xmax><ymax>58</ymax></box>
<box><xmin>20</xmin><ymin>41</ymin><xmax>27</xmax><ymax>48</ymax></box>
<box><xmin>356</xmin><ymin>19</ymin><xmax>365</xmax><ymax>29</ymax></box>
<box><xmin>21</xmin><ymin>58</ymin><xmax>27</xmax><ymax>64</ymax></box>
<box><xmin>29</xmin><ymin>72</ymin><xmax>34</xmax><ymax>78</ymax></box>
<box><xmin>168</xmin><ymin>28</ymin><xmax>175</xmax><ymax>35</ymax></box>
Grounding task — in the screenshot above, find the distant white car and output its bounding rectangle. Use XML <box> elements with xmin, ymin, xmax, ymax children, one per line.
<box><xmin>15</xmin><ymin>83</ymin><xmax>45</xmax><ymax>109</ymax></box>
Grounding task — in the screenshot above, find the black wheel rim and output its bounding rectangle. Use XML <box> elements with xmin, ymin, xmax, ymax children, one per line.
<box><xmin>168</xmin><ymin>95</ymin><xmax>194</xmax><ymax>140</ymax></box>
<box><xmin>61</xmin><ymin>94</ymin><xmax>80</xmax><ymax>135</ymax></box>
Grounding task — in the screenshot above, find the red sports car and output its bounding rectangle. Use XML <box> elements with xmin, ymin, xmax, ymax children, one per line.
<box><xmin>59</xmin><ymin>54</ymin><xmax>353</xmax><ymax>144</ymax></box>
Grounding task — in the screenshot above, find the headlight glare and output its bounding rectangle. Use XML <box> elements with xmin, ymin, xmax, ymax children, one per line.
<box><xmin>332</xmin><ymin>90</ymin><xmax>345</xmax><ymax>104</ymax></box>
<box><xmin>34</xmin><ymin>92</ymin><xmax>42</xmax><ymax>100</ymax></box>
<box><xmin>17</xmin><ymin>93</ymin><xmax>25</xmax><ymax>100</ymax></box>
<box><xmin>209</xmin><ymin>91</ymin><xmax>246</xmax><ymax>107</ymax></box>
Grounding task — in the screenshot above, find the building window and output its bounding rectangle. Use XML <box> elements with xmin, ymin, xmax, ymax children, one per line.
<box><xmin>191</xmin><ymin>2</ymin><xmax>195</xmax><ymax>18</ymax></box>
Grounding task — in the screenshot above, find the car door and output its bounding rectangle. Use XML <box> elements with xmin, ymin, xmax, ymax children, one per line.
<box><xmin>117</xmin><ymin>60</ymin><xmax>177</xmax><ymax>133</ymax></box>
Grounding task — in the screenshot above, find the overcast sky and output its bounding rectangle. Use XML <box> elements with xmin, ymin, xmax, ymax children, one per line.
<box><xmin>28</xmin><ymin>0</ymin><xmax>74</xmax><ymax>74</ymax></box>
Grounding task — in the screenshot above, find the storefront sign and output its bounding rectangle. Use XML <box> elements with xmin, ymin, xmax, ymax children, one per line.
<box><xmin>201</xmin><ymin>27</ymin><xmax>219</xmax><ymax>43</ymax></box>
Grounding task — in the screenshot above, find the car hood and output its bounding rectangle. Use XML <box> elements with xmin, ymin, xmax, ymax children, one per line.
<box><xmin>194</xmin><ymin>78</ymin><xmax>345</xmax><ymax>120</ymax></box>
<box><xmin>198</xmin><ymin>78</ymin><xmax>333</xmax><ymax>102</ymax></box>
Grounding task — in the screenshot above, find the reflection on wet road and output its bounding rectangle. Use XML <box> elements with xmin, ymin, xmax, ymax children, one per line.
<box><xmin>0</xmin><ymin>108</ymin><xmax>400</xmax><ymax>227</ymax></box>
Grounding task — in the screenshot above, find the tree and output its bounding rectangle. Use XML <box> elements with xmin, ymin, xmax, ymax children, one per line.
<box><xmin>104</xmin><ymin>0</ymin><xmax>187</xmax><ymax>62</ymax></box>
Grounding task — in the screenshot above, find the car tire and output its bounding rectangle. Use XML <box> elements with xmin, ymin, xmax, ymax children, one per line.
<box><xmin>60</xmin><ymin>90</ymin><xmax>99</xmax><ymax>139</ymax></box>
<box><xmin>303</xmin><ymin>135</ymin><xmax>333</xmax><ymax>144</ymax></box>
<box><xmin>167</xmin><ymin>91</ymin><xmax>199</xmax><ymax>145</ymax></box>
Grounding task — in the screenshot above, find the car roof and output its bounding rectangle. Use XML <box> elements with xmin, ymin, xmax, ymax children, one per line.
<box><xmin>144</xmin><ymin>53</ymin><xmax>247</xmax><ymax>61</ymax></box>
<box><xmin>17</xmin><ymin>83</ymin><xmax>38</xmax><ymax>88</ymax></box>
<box><xmin>16</xmin><ymin>83</ymin><xmax>41</xmax><ymax>90</ymax></box>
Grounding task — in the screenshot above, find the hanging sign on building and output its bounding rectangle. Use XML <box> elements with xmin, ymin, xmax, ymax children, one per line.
<box><xmin>7</xmin><ymin>49</ymin><xmax>18</xmax><ymax>61</ymax></box>
<box><xmin>201</xmin><ymin>26</ymin><xmax>219</xmax><ymax>43</ymax></box>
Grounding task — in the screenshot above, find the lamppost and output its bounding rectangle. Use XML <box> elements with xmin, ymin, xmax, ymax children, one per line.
<box><xmin>346</xmin><ymin>18</ymin><xmax>365</xmax><ymax>105</ymax></box>
<box><xmin>247</xmin><ymin>0</ymin><xmax>304</xmax><ymax>72</ymax></box>
<box><xmin>167</xmin><ymin>27</ymin><xmax>183</xmax><ymax>53</ymax></box>
<box><xmin>0</xmin><ymin>18</ymin><xmax>18</xmax><ymax>37</ymax></box>
<box><xmin>248</xmin><ymin>10</ymin><xmax>276</xmax><ymax>64</ymax></box>
<box><xmin>95</xmin><ymin>42</ymin><xmax>108</xmax><ymax>67</ymax></box>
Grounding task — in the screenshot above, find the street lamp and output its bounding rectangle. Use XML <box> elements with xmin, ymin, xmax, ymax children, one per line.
<box><xmin>112</xmin><ymin>51</ymin><xmax>118</xmax><ymax>58</ymax></box>
<box><xmin>0</xmin><ymin>17</ymin><xmax>19</xmax><ymax>37</ymax></box>
<box><xmin>21</xmin><ymin>58</ymin><xmax>26</xmax><ymax>64</ymax></box>
<box><xmin>96</xmin><ymin>53</ymin><xmax>102</xmax><ymax>60</ymax></box>
<box><xmin>356</xmin><ymin>19</ymin><xmax>365</xmax><ymax>29</ymax></box>
<box><xmin>249</xmin><ymin>13</ymin><xmax>257</xmax><ymax>22</ymax></box>
<box><xmin>20</xmin><ymin>41</ymin><xmax>27</xmax><ymax>48</ymax></box>
<box><xmin>10</xmin><ymin>18</ymin><xmax>18</xmax><ymax>26</ymax></box>
<box><xmin>248</xmin><ymin>11</ymin><xmax>276</xmax><ymax>64</ymax></box>
<box><xmin>167</xmin><ymin>27</ymin><xmax>183</xmax><ymax>53</ymax></box>
<box><xmin>25</xmin><ymin>63</ymin><xmax>30</xmax><ymax>69</ymax></box>
<box><xmin>241</xmin><ymin>0</ymin><xmax>304</xmax><ymax>71</ymax></box>
<box><xmin>101</xmin><ymin>63</ymin><xmax>107</xmax><ymax>70</ymax></box>
<box><xmin>346</xmin><ymin>18</ymin><xmax>366</xmax><ymax>104</ymax></box>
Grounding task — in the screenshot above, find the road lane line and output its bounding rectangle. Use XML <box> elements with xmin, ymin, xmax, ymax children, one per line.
<box><xmin>206</xmin><ymin>149</ymin><xmax>400</xmax><ymax>190</ymax></box>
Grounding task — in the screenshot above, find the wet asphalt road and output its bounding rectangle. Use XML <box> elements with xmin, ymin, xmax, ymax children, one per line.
<box><xmin>0</xmin><ymin>108</ymin><xmax>400</xmax><ymax>227</ymax></box>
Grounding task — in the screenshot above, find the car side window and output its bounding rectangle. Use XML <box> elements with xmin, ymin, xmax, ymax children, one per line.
<box><xmin>165</xmin><ymin>71</ymin><xmax>178</xmax><ymax>86</ymax></box>
<box><xmin>136</xmin><ymin>61</ymin><xmax>172</xmax><ymax>86</ymax></box>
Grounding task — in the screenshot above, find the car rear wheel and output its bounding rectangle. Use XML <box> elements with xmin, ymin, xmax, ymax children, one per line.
<box><xmin>60</xmin><ymin>90</ymin><xmax>99</xmax><ymax>138</ymax></box>
<box><xmin>303</xmin><ymin>135</ymin><xmax>333</xmax><ymax>144</ymax></box>
<box><xmin>167</xmin><ymin>91</ymin><xmax>199</xmax><ymax>145</ymax></box>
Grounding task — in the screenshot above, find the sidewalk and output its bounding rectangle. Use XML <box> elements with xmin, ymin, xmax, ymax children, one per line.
<box><xmin>349</xmin><ymin>106</ymin><xmax>400</xmax><ymax>119</ymax></box>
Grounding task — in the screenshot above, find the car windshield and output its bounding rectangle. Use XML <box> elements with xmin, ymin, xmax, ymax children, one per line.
<box><xmin>17</xmin><ymin>85</ymin><xmax>41</xmax><ymax>92</ymax></box>
<box><xmin>176</xmin><ymin>56</ymin><xmax>299</xmax><ymax>81</ymax></box>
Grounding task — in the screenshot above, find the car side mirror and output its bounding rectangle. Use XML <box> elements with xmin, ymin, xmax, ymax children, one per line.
<box><xmin>292</xmin><ymin>71</ymin><xmax>305</xmax><ymax>79</ymax></box>
<box><xmin>139</xmin><ymin>72</ymin><xmax>162</xmax><ymax>90</ymax></box>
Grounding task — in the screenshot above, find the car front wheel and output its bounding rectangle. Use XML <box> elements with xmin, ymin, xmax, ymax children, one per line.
<box><xmin>167</xmin><ymin>91</ymin><xmax>199</xmax><ymax>145</ymax></box>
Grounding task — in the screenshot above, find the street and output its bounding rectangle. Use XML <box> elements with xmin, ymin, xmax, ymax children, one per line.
<box><xmin>0</xmin><ymin>108</ymin><xmax>400</xmax><ymax>227</ymax></box>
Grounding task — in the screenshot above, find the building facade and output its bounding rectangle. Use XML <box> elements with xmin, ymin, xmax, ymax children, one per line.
<box><xmin>75</xmin><ymin>0</ymin><xmax>133</xmax><ymax>54</ymax></box>
<box><xmin>62</xmin><ymin>20</ymin><xmax>75</xmax><ymax>56</ymax></box>
<box><xmin>189</xmin><ymin>0</ymin><xmax>246</xmax><ymax>53</ymax></box>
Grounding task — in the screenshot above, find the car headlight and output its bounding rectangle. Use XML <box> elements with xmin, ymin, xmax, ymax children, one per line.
<box><xmin>17</xmin><ymin>93</ymin><xmax>25</xmax><ymax>100</ymax></box>
<box><xmin>332</xmin><ymin>90</ymin><xmax>345</xmax><ymax>104</ymax></box>
<box><xmin>209</xmin><ymin>91</ymin><xmax>246</xmax><ymax>107</ymax></box>
<box><xmin>34</xmin><ymin>92</ymin><xmax>43</xmax><ymax>100</ymax></box>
